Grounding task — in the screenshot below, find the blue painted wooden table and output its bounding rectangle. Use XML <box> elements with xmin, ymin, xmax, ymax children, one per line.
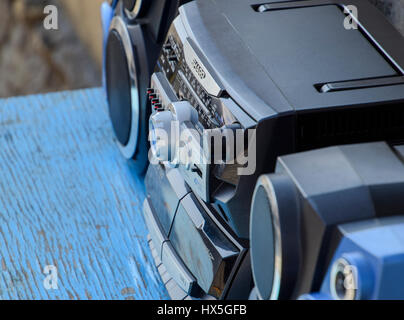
<box><xmin>0</xmin><ymin>88</ymin><xmax>169</xmax><ymax>300</ymax></box>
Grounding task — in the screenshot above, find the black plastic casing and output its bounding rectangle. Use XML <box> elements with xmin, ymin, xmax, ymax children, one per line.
<box><xmin>143</xmin><ymin>0</ymin><xmax>404</xmax><ymax>299</ymax></box>
<box><xmin>176</xmin><ymin>0</ymin><xmax>404</xmax><ymax>239</ymax></box>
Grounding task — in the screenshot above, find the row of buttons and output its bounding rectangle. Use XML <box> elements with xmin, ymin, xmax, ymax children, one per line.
<box><xmin>163</xmin><ymin>43</ymin><xmax>178</xmax><ymax>62</ymax></box>
<box><xmin>147</xmin><ymin>88</ymin><xmax>164</xmax><ymax>111</ymax></box>
<box><xmin>163</xmin><ymin>40</ymin><xmax>178</xmax><ymax>73</ymax></box>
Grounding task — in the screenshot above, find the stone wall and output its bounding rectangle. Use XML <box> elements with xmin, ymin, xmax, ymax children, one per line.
<box><xmin>0</xmin><ymin>0</ymin><xmax>100</xmax><ymax>98</ymax></box>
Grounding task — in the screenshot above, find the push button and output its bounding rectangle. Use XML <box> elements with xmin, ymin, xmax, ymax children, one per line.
<box><xmin>169</xmin><ymin>193</ymin><xmax>239</xmax><ymax>298</ymax></box>
<box><xmin>161</xmin><ymin>241</ymin><xmax>197</xmax><ymax>295</ymax></box>
<box><xmin>143</xmin><ymin>198</ymin><xmax>166</xmax><ymax>258</ymax></box>
<box><xmin>145</xmin><ymin>164</ymin><xmax>190</xmax><ymax>236</ymax></box>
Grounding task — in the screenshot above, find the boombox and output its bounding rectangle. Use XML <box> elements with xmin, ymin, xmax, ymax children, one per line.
<box><xmin>102</xmin><ymin>0</ymin><xmax>404</xmax><ymax>300</ymax></box>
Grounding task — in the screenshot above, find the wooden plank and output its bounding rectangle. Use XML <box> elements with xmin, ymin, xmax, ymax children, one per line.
<box><xmin>0</xmin><ymin>88</ymin><xmax>168</xmax><ymax>300</ymax></box>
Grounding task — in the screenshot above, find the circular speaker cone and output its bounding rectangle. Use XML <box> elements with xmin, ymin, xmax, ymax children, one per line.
<box><xmin>106</xmin><ymin>30</ymin><xmax>132</xmax><ymax>146</ymax></box>
<box><xmin>250</xmin><ymin>183</ymin><xmax>276</xmax><ymax>299</ymax></box>
<box><xmin>106</xmin><ymin>16</ymin><xmax>140</xmax><ymax>159</ymax></box>
<box><xmin>330</xmin><ymin>252</ymin><xmax>373</xmax><ymax>300</ymax></box>
<box><xmin>250</xmin><ymin>174</ymin><xmax>301</xmax><ymax>300</ymax></box>
<box><xmin>330</xmin><ymin>258</ymin><xmax>356</xmax><ymax>300</ymax></box>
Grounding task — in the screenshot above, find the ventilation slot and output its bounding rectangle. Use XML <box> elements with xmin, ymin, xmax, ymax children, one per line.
<box><xmin>297</xmin><ymin>103</ymin><xmax>404</xmax><ymax>150</ymax></box>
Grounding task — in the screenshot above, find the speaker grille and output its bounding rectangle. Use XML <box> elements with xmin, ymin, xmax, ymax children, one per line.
<box><xmin>297</xmin><ymin>102</ymin><xmax>404</xmax><ymax>151</ymax></box>
<box><xmin>106</xmin><ymin>29</ymin><xmax>132</xmax><ymax>146</ymax></box>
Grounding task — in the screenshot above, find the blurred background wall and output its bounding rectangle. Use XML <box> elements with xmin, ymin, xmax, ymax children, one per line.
<box><xmin>0</xmin><ymin>0</ymin><xmax>102</xmax><ymax>98</ymax></box>
<box><xmin>63</xmin><ymin>0</ymin><xmax>104</xmax><ymax>68</ymax></box>
<box><xmin>0</xmin><ymin>0</ymin><xmax>403</xmax><ymax>98</ymax></box>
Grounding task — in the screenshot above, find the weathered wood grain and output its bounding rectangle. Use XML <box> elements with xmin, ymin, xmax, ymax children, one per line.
<box><xmin>0</xmin><ymin>88</ymin><xmax>168</xmax><ymax>300</ymax></box>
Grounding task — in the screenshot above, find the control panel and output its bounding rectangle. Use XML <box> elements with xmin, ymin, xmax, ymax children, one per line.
<box><xmin>151</xmin><ymin>20</ymin><xmax>239</xmax><ymax>132</ymax></box>
<box><xmin>147</xmin><ymin>17</ymin><xmax>246</xmax><ymax>202</ymax></box>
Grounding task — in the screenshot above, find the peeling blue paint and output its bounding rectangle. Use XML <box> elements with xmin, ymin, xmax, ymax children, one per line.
<box><xmin>0</xmin><ymin>88</ymin><xmax>168</xmax><ymax>300</ymax></box>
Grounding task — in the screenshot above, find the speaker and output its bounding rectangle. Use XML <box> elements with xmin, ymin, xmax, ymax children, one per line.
<box><xmin>105</xmin><ymin>14</ymin><xmax>151</xmax><ymax>174</ymax></box>
<box><xmin>249</xmin><ymin>174</ymin><xmax>301</xmax><ymax>300</ymax></box>
<box><xmin>102</xmin><ymin>0</ymin><xmax>187</xmax><ymax>173</ymax></box>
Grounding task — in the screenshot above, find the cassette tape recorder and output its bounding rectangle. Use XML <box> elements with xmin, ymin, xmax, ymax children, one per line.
<box><xmin>102</xmin><ymin>0</ymin><xmax>404</xmax><ymax>300</ymax></box>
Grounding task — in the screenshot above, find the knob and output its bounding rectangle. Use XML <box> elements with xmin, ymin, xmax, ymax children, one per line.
<box><xmin>149</xmin><ymin>111</ymin><xmax>174</xmax><ymax>162</ymax></box>
<box><xmin>149</xmin><ymin>101</ymin><xmax>198</xmax><ymax>164</ymax></box>
<box><xmin>169</xmin><ymin>101</ymin><xmax>198</xmax><ymax>124</ymax></box>
<box><xmin>172</xmin><ymin>101</ymin><xmax>200</xmax><ymax>168</ymax></box>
